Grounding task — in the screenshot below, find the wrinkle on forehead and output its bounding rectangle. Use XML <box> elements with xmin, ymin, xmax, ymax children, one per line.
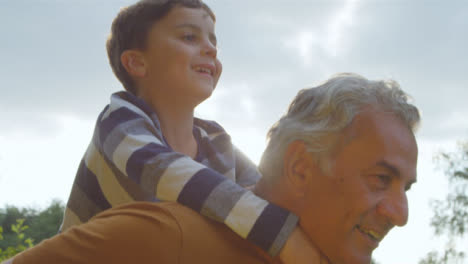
<box><xmin>331</xmin><ymin>107</ymin><xmax>418</xmax><ymax>170</ymax></box>
<box><xmin>346</xmin><ymin>107</ymin><xmax>415</xmax><ymax>141</ymax></box>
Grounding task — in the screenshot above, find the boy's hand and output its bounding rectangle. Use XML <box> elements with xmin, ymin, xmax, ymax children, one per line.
<box><xmin>278</xmin><ymin>227</ymin><xmax>330</xmax><ymax>264</ymax></box>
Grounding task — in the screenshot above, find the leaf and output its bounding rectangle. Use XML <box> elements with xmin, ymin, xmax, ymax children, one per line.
<box><xmin>424</xmin><ymin>140</ymin><xmax>468</xmax><ymax>263</ymax></box>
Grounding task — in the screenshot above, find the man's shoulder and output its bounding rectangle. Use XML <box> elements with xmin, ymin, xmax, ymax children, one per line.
<box><xmin>149</xmin><ymin>203</ymin><xmax>275</xmax><ymax>264</ymax></box>
<box><xmin>95</xmin><ymin>202</ymin><xmax>274</xmax><ymax>264</ymax></box>
<box><xmin>93</xmin><ymin>201</ymin><xmax>188</xmax><ymax>224</ymax></box>
<box><xmin>92</xmin><ymin>202</ymin><xmax>207</xmax><ymax>234</ymax></box>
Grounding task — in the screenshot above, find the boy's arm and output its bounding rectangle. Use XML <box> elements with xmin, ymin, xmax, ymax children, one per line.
<box><xmin>96</xmin><ymin>99</ymin><xmax>298</xmax><ymax>256</ymax></box>
<box><xmin>233</xmin><ymin>146</ymin><xmax>262</xmax><ymax>188</ymax></box>
<box><xmin>230</xmin><ymin>144</ymin><xmax>328</xmax><ymax>263</ymax></box>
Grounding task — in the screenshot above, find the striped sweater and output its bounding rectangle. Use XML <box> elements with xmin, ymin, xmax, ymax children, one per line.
<box><xmin>61</xmin><ymin>91</ymin><xmax>298</xmax><ymax>256</ymax></box>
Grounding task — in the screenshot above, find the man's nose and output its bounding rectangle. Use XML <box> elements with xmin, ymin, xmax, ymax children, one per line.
<box><xmin>377</xmin><ymin>191</ymin><xmax>409</xmax><ymax>227</ymax></box>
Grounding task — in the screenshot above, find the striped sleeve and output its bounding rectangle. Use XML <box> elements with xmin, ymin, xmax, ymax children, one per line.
<box><xmin>96</xmin><ymin>92</ymin><xmax>298</xmax><ymax>256</ymax></box>
<box><xmin>233</xmin><ymin>146</ymin><xmax>262</xmax><ymax>188</ymax></box>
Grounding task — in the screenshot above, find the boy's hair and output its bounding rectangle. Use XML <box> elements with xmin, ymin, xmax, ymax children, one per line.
<box><xmin>106</xmin><ymin>0</ymin><xmax>216</xmax><ymax>94</ymax></box>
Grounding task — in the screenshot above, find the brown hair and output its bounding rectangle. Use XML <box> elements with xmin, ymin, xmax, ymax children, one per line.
<box><xmin>106</xmin><ymin>0</ymin><xmax>216</xmax><ymax>94</ymax></box>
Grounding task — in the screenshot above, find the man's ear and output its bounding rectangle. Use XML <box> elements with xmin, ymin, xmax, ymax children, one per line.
<box><xmin>121</xmin><ymin>50</ymin><xmax>147</xmax><ymax>78</ymax></box>
<box><xmin>283</xmin><ymin>140</ymin><xmax>316</xmax><ymax>197</ymax></box>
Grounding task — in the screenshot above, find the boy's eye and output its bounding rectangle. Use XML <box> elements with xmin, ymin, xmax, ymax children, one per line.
<box><xmin>182</xmin><ymin>33</ymin><xmax>197</xmax><ymax>42</ymax></box>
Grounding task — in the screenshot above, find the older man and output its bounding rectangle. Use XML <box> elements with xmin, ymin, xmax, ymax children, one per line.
<box><xmin>6</xmin><ymin>73</ymin><xmax>419</xmax><ymax>264</ymax></box>
<box><xmin>256</xmin><ymin>73</ymin><xmax>419</xmax><ymax>263</ymax></box>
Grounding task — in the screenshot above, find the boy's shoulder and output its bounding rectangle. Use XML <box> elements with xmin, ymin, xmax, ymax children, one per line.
<box><xmin>109</xmin><ymin>91</ymin><xmax>156</xmax><ymax>117</ymax></box>
<box><xmin>194</xmin><ymin>117</ymin><xmax>227</xmax><ymax>135</ymax></box>
<box><xmin>98</xmin><ymin>91</ymin><xmax>161</xmax><ymax>128</ymax></box>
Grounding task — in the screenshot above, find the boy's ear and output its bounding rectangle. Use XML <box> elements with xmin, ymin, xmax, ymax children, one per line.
<box><xmin>283</xmin><ymin>140</ymin><xmax>316</xmax><ymax>197</ymax></box>
<box><xmin>121</xmin><ymin>50</ymin><xmax>147</xmax><ymax>78</ymax></box>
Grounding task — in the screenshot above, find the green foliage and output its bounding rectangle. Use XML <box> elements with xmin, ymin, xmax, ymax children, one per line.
<box><xmin>23</xmin><ymin>200</ymin><xmax>64</xmax><ymax>244</ymax></box>
<box><xmin>431</xmin><ymin>142</ymin><xmax>468</xmax><ymax>237</ymax></box>
<box><xmin>0</xmin><ymin>200</ymin><xmax>64</xmax><ymax>252</ymax></box>
<box><xmin>0</xmin><ymin>219</ymin><xmax>34</xmax><ymax>261</ymax></box>
<box><xmin>419</xmin><ymin>245</ymin><xmax>466</xmax><ymax>264</ymax></box>
<box><xmin>420</xmin><ymin>141</ymin><xmax>468</xmax><ymax>264</ymax></box>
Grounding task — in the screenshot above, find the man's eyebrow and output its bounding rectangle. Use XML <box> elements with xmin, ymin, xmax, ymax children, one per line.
<box><xmin>376</xmin><ymin>160</ymin><xmax>400</xmax><ymax>176</ymax></box>
<box><xmin>175</xmin><ymin>23</ymin><xmax>217</xmax><ymax>45</ymax></box>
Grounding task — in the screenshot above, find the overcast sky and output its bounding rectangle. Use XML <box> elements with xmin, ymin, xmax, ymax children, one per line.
<box><xmin>1</xmin><ymin>0</ymin><xmax>467</xmax><ymax>263</ymax></box>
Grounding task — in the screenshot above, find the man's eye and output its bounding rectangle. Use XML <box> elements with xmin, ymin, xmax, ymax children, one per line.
<box><xmin>372</xmin><ymin>174</ymin><xmax>391</xmax><ymax>189</ymax></box>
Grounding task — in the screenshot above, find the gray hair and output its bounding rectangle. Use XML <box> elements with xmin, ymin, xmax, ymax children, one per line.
<box><xmin>258</xmin><ymin>73</ymin><xmax>421</xmax><ymax>180</ymax></box>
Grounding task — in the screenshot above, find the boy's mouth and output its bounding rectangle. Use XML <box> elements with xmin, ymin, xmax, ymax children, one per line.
<box><xmin>193</xmin><ymin>64</ymin><xmax>215</xmax><ymax>76</ymax></box>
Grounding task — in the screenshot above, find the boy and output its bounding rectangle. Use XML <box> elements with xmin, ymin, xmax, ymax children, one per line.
<box><xmin>62</xmin><ymin>0</ymin><xmax>312</xmax><ymax>262</ymax></box>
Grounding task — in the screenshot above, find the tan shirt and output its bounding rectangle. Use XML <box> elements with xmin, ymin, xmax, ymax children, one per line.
<box><xmin>12</xmin><ymin>202</ymin><xmax>278</xmax><ymax>264</ymax></box>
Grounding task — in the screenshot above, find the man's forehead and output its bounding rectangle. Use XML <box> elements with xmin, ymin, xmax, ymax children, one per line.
<box><xmin>344</xmin><ymin>108</ymin><xmax>412</xmax><ymax>139</ymax></box>
<box><xmin>339</xmin><ymin>108</ymin><xmax>418</xmax><ymax>177</ymax></box>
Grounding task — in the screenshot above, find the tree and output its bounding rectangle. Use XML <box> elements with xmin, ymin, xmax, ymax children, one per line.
<box><xmin>0</xmin><ymin>200</ymin><xmax>64</xmax><ymax>251</ymax></box>
<box><xmin>419</xmin><ymin>141</ymin><xmax>468</xmax><ymax>264</ymax></box>
<box><xmin>23</xmin><ymin>200</ymin><xmax>64</xmax><ymax>244</ymax></box>
<box><xmin>0</xmin><ymin>219</ymin><xmax>34</xmax><ymax>261</ymax></box>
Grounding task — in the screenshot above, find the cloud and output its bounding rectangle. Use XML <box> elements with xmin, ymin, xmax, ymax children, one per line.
<box><xmin>207</xmin><ymin>0</ymin><xmax>468</xmax><ymax>144</ymax></box>
<box><xmin>0</xmin><ymin>114</ymin><xmax>94</xmax><ymax>207</ymax></box>
<box><xmin>3</xmin><ymin>0</ymin><xmax>467</xmax><ymax>144</ymax></box>
<box><xmin>1</xmin><ymin>1</ymin><xmax>123</xmax><ymax>118</ymax></box>
<box><xmin>282</xmin><ymin>0</ymin><xmax>360</xmax><ymax>66</ymax></box>
<box><xmin>323</xmin><ymin>0</ymin><xmax>360</xmax><ymax>57</ymax></box>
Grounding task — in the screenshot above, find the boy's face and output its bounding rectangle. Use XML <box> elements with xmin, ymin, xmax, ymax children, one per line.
<box><xmin>138</xmin><ymin>6</ymin><xmax>221</xmax><ymax>108</ymax></box>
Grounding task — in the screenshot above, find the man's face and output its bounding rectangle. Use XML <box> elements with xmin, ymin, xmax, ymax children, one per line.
<box><xmin>299</xmin><ymin>109</ymin><xmax>418</xmax><ymax>264</ymax></box>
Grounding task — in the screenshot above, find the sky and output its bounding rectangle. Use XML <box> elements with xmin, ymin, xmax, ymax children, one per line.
<box><xmin>0</xmin><ymin>0</ymin><xmax>467</xmax><ymax>263</ymax></box>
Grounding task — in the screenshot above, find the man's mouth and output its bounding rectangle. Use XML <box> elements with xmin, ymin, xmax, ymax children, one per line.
<box><xmin>356</xmin><ymin>225</ymin><xmax>383</xmax><ymax>242</ymax></box>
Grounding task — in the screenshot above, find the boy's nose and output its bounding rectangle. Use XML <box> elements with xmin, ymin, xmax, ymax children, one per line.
<box><xmin>202</xmin><ymin>40</ymin><xmax>217</xmax><ymax>58</ymax></box>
